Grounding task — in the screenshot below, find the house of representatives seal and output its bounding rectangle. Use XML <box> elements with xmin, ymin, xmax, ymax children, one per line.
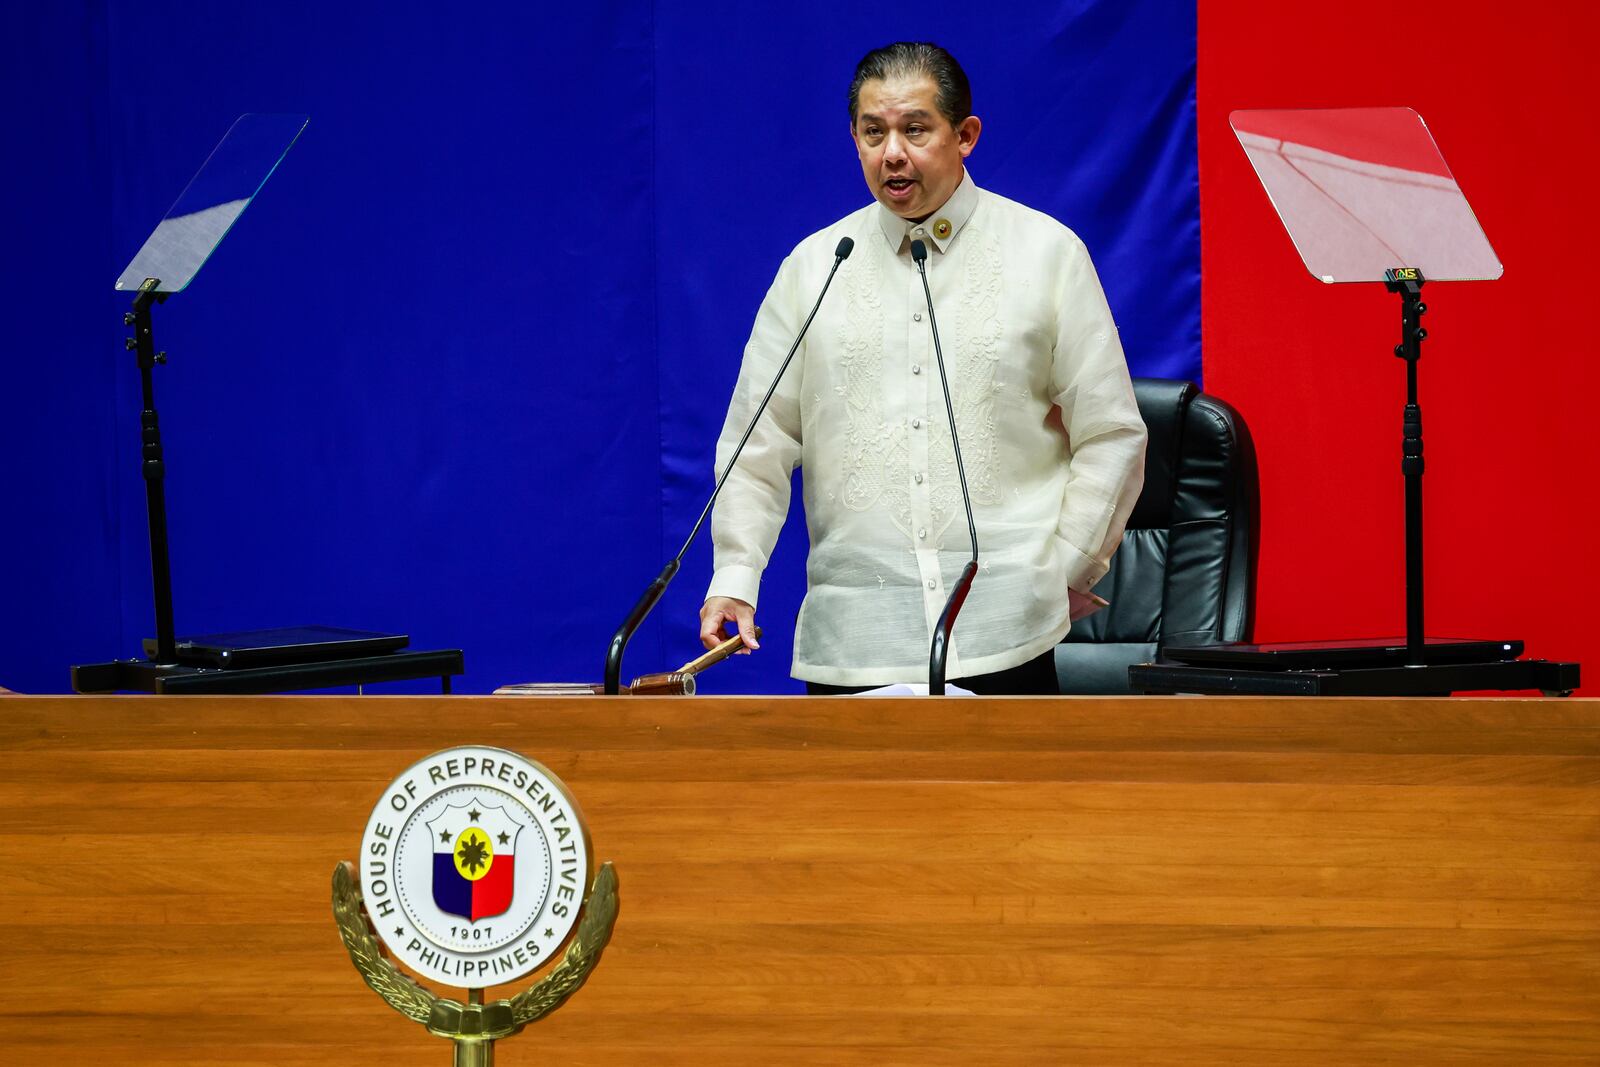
<box><xmin>356</xmin><ymin>746</ymin><xmax>591</xmax><ymax>985</ymax></box>
<box><xmin>333</xmin><ymin>744</ymin><xmax>618</xmax><ymax>1061</ymax></box>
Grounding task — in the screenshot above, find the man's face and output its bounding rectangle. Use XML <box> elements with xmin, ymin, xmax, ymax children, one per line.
<box><xmin>851</xmin><ymin>74</ymin><xmax>981</xmax><ymax>221</ymax></box>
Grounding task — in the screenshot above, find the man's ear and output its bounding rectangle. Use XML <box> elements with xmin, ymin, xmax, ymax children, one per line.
<box><xmin>957</xmin><ymin>115</ymin><xmax>982</xmax><ymax>157</ymax></box>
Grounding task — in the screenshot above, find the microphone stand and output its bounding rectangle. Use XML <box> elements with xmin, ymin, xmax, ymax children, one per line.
<box><xmin>604</xmin><ymin>239</ymin><xmax>855</xmax><ymax>694</ymax></box>
<box><xmin>911</xmin><ymin>239</ymin><xmax>980</xmax><ymax>695</ymax></box>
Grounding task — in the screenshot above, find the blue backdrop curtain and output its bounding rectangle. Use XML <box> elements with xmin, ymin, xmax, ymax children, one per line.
<box><xmin>2</xmin><ymin>1</ymin><xmax>1197</xmax><ymax>694</ymax></box>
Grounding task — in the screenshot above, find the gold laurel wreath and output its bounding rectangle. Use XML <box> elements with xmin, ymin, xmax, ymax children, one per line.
<box><xmin>332</xmin><ymin>859</ymin><xmax>619</xmax><ymax>1040</ymax></box>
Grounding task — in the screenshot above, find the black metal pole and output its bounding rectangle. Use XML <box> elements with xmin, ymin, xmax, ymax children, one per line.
<box><xmin>128</xmin><ymin>278</ymin><xmax>178</xmax><ymax>663</ymax></box>
<box><xmin>1402</xmin><ymin>348</ymin><xmax>1424</xmax><ymax>663</ymax></box>
<box><xmin>1386</xmin><ymin>270</ymin><xmax>1427</xmax><ymax>665</ymax></box>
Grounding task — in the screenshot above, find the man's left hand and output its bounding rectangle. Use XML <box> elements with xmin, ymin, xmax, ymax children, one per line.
<box><xmin>1068</xmin><ymin>588</ymin><xmax>1109</xmax><ymax>622</ymax></box>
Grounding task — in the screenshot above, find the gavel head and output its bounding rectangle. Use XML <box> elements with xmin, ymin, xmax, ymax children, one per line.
<box><xmin>627</xmin><ymin>671</ymin><xmax>696</xmax><ymax>696</ymax></box>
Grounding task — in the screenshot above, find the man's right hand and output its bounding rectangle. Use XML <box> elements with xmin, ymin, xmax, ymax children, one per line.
<box><xmin>700</xmin><ymin>597</ymin><xmax>759</xmax><ymax>653</ymax></box>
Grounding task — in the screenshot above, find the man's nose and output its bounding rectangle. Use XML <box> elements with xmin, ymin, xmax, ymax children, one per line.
<box><xmin>882</xmin><ymin>130</ymin><xmax>909</xmax><ymax>165</ymax></box>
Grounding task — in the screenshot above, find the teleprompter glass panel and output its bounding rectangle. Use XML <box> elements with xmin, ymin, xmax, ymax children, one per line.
<box><xmin>116</xmin><ymin>113</ymin><xmax>308</xmax><ymax>294</ymax></box>
<box><xmin>1230</xmin><ymin>107</ymin><xmax>1501</xmax><ymax>283</ymax></box>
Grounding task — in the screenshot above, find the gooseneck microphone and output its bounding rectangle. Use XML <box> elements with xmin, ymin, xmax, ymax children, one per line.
<box><xmin>910</xmin><ymin>238</ymin><xmax>980</xmax><ymax>696</ymax></box>
<box><xmin>604</xmin><ymin>236</ymin><xmax>855</xmax><ymax>694</ymax></box>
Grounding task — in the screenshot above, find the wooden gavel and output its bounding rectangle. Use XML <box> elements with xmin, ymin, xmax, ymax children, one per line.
<box><xmin>628</xmin><ymin>627</ymin><xmax>763</xmax><ymax>695</ymax></box>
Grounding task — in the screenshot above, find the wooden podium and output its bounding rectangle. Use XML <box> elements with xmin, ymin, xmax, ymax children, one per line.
<box><xmin>1</xmin><ymin>695</ymin><xmax>1595</xmax><ymax>1064</ymax></box>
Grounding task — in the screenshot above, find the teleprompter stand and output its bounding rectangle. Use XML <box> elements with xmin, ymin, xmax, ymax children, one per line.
<box><xmin>1134</xmin><ymin>270</ymin><xmax>1576</xmax><ymax>696</ymax></box>
<box><xmin>1132</xmin><ymin>108</ymin><xmax>1578</xmax><ymax>697</ymax></box>
<box><xmin>71</xmin><ymin>115</ymin><xmax>462</xmax><ymax>694</ymax></box>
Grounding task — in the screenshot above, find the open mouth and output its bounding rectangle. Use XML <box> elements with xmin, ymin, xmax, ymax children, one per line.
<box><xmin>885</xmin><ymin>178</ymin><xmax>916</xmax><ymax>196</ymax></box>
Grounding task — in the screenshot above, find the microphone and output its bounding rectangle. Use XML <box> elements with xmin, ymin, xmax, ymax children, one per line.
<box><xmin>910</xmin><ymin>238</ymin><xmax>980</xmax><ymax>695</ymax></box>
<box><xmin>604</xmin><ymin>236</ymin><xmax>855</xmax><ymax>694</ymax></box>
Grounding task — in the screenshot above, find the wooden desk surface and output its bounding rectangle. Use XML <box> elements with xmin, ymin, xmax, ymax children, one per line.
<box><xmin>0</xmin><ymin>695</ymin><xmax>1595</xmax><ymax>1065</ymax></box>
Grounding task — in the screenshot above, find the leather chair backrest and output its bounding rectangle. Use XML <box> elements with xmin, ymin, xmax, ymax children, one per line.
<box><xmin>1056</xmin><ymin>378</ymin><xmax>1258</xmax><ymax>693</ymax></box>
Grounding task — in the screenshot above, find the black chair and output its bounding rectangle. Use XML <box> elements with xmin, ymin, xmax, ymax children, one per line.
<box><xmin>1054</xmin><ymin>379</ymin><xmax>1259</xmax><ymax>694</ymax></box>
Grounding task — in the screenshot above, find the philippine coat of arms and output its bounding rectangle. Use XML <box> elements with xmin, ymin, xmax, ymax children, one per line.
<box><xmin>334</xmin><ymin>745</ymin><xmax>617</xmax><ymax>1062</ymax></box>
<box><xmin>428</xmin><ymin>799</ymin><xmax>522</xmax><ymax>922</ymax></box>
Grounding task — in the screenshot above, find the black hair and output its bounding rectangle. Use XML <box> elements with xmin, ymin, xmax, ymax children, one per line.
<box><xmin>847</xmin><ymin>42</ymin><xmax>972</xmax><ymax>128</ymax></box>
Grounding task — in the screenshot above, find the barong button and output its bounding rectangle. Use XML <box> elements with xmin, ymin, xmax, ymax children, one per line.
<box><xmin>926</xmin><ymin>578</ymin><xmax>937</xmax><ymax>589</ymax></box>
<box><xmin>911</xmin><ymin>417</ymin><xmax>922</xmax><ymax>429</ymax></box>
